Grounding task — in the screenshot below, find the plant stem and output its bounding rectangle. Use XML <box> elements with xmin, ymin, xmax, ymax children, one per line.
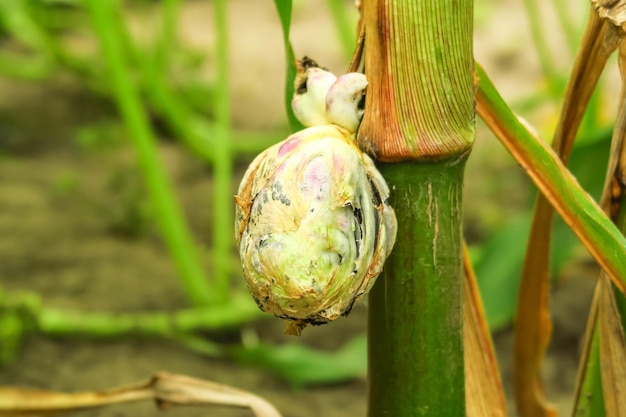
<box><xmin>107</xmin><ymin>1</ymin><xmax>217</xmax><ymax>164</ymax></box>
<box><xmin>85</xmin><ymin>0</ymin><xmax>212</xmax><ymax>306</ymax></box>
<box><xmin>356</xmin><ymin>0</ymin><xmax>475</xmax><ymax>414</ymax></box>
<box><xmin>552</xmin><ymin>0</ymin><xmax>582</xmax><ymax>58</ymax></box>
<box><xmin>357</xmin><ymin>0</ymin><xmax>475</xmax><ymax>161</ymax></box>
<box><xmin>617</xmin><ymin>204</ymin><xmax>626</xmax><ymax>330</ymax></box>
<box><xmin>521</xmin><ymin>0</ymin><xmax>563</xmax><ymax>95</ymax></box>
<box><xmin>155</xmin><ymin>0</ymin><xmax>182</xmax><ymax>73</ymax></box>
<box><xmin>272</xmin><ymin>0</ymin><xmax>304</xmax><ymax>132</ymax></box>
<box><xmin>212</xmin><ymin>0</ymin><xmax>233</xmax><ymax>303</ymax></box>
<box><xmin>37</xmin><ymin>294</ymin><xmax>260</xmax><ymax>338</ymax></box>
<box><xmin>368</xmin><ymin>161</ymin><xmax>466</xmax><ymax>416</ymax></box>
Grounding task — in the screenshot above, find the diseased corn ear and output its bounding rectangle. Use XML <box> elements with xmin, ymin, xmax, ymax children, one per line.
<box><xmin>292</xmin><ymin>57</ymin><xmax>368</xmax><ymax>134</ymax></box>
<box><xmin>326</xmin><ymin>73</ymin><xmax>368</xmax><ymax>133</ymax></box>
<box><xmin>291</xmin><ymin>58</ymin><xmax>336</xmax><ymax>128</ymax></box>
<box><xmin>235</xmin><ymin>125</ymin><xmax>396</xmax><ymax>335</ymax></box>
<box><xmin>236</xmin><ymin>58</ymin><xmax>396</xmax><ymax>335</ymax></box>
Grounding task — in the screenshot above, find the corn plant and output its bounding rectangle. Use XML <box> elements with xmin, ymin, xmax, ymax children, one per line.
<box><xmin>0</xmin><ymin>0</ymin><xmax>625</xmax><ymax>416</ymax></box>
<box><xmin>268</xmin><ymin>0</ymin><xmax>626</xmax><ymax>415</ymax></box>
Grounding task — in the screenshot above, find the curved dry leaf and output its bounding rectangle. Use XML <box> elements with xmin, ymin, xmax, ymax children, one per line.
<box><xmin>476</xmin><ymin>63</ymin><xmax>626</xmax><ymax>294</ymax></box>
<box><xmin>513</xmin><ymin>196</ymin><xmax>556</xmax><ymax>417</ymax></box>
<box><xmin>593</xmin><ymin>0</ymin><xmax>626</xmax><ymax>30</ymax></box>
<box><xmin>463</xmin><ymin>242</ymin><xmax>508</xmax><ymax>417</ymax></box>
<box><xmin>512</xmin><ymin>8</ymin><xmax>622</xmax><ymax>416</ymax></box>
<box><xmin>598</xmin><ymin>274</ymin><xmax>626</xmax><ymax>417</ymax></box>
<box><xmin>600</xmin><ymin>43</ymin><xmax>626</xmax><ymax>220</ymax></box>
<box><xmin>0</xmin><ymin>372</ymin><xmax>282</xmax><ymax>417</ymax></box>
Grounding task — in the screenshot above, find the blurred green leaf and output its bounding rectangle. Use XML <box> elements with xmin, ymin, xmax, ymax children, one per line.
<box><xmin>475</xmin><ymin>114</ymin><xmax>612</xmax><ymax>331</ymax></box>
<box><xmin>568</xmin><ymin>129</ymin><xmax>612</xmax><ymax>197</ymax></box>
<box><xmin>272</xmin><ymin>0</ymin><xmax>304</xmax><ymax>132</ymax></box>
<box><xmin>234</xmin><ymin>335</ymin><xmax>366</xmax><ymax>386</ymax></box>
<box><xmin>0</xmin><ymin>311</ymin><xmax>23</xmax><ymax>365</ymax></box>
<box><xmin>52</xmin><ymin>171</ymin><xmax>80</xmax><ymax>196</ymax></box>
<box><xmin>474</xmin><ymin>215</ymin><xmax>585</xmax><ymax>331</ymax></box>
<box><xmin>473</xmin><ymin>216</ymin><xmax>528</xmax><ymax>330</ymax></box>
<box><xmin>0</xmin><ymin>0</ymin><xmax>52</xmax><ymax>50</ymax></box>
<box><xmin>477</xmin><ymin>63</ymin><xmax>626</xmax><ymax>298</ymax></box>
<box><xmin>35</xmin><ymin>0</ymin><xmax>79</xmax><ymax>5</ymax></box>
<box><xmin>0</xmin><ymin>53</ymin><xmax>51</xmax><ymax>79</ymax></box>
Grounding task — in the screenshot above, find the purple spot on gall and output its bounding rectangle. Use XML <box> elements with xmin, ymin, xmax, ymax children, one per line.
<box><xmin>278</xmin><ymin>136</ymin><xmax>302</xmax><ymax>157</ymax></box>
<box><xmin>303</xmin><ymin>157</ymin><xmax>331</xmax><ymax>188</ymax></box>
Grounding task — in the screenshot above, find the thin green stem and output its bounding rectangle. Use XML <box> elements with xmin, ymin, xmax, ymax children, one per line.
<box><xmin>368</xmin><ymin>161</ymin><xmax>466</xmax><ymax>416</ymax></box>
<box><xmin>212</xmin><ymin>0</ymin><xmax>233</xmax><ymax>303</ymax></box>
<box><xmin>110</xmin><ymin>0</ymin><xmax>206</xmax><ymax>127</ymax></box>
<box><xmin>551</xmin><ymin>0</ymin><xmax>581</xmax><ymax>58</ymax></box>
<box><xmin>0</xmin><ymin>0</ymin><xmax>57</xmax><ymax>79</ymax></box>
<box><xmin>521</xmin><ymin>0</ymin><xmax>563</xmax><ymax>95</ymax></box>
<box><xmin>154</xmin><ymin>0</ymin><xmax>182</xmax><ymax>73</ymax></box>
<box><xmin>37</xmin><ymin>294</ymin><xmax>260</xmax><ymax>338</ymax></box>
<box><xmin>272</xmin><ymin>0</ymin><xmax>304</xmax><ymax>132</ymax></box>
<box><xmin>0</xmin><ymin>0</ymin><xmax>57</xmax><ymax>55</ymax></box>
<box><xmin>85</xmin><ymin>0</ymin><xmax>212</xmax><ymax>306</ymax></box>
<box><xmin>103</xmin><ymin>1</ymin><xmax>217</xmax><ymax>163</ymax></box>
<box><xmin>140</xmin><ymin>49</ymin><xmax>215</xmax><ymax>162</ymax></box>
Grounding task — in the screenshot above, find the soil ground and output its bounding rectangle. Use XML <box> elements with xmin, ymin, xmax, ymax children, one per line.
<box><xmin>0</xmin><ymin>1</ymin><xmax>606</xmax><ymax>416</ymax></box>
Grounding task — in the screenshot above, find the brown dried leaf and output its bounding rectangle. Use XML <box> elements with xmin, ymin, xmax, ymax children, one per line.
<box><xmin>463</xmin><ymin>242</ymin><xmax>508</xmax><ymax>417</ymax></box>
<box><xmin>513</xmin><ymin>196</ymin><xmax>556</xmax><ymax>417</ymax></box>
<box><xmin>598</xmin><ymin>274</ymin><xmax>626</xmax><ymax>417</ymax></box>
<box><xmin>0</xmin><ymin>372</ymin><xmax>282</xmax><ymax>417</ymax></box>
<box><xmin>512</xmin><ymin>8</ymin><xmax>623</xmax><ymax>417</ymax></box>
<box><xmin>594</xmin><ymin>0</ymin><xmax>626</xmax><ymax>30</ymax></box>
<box><xmin>552</xmin><ymin>7</ymin><xmax>622</xmax><ymax>161</ymax></box>
<box><xmin>600</xmin><ymin>42</ymin><xmax>626</xmax><ymax>223</ymax></box>
<box><xmin>0</xmin><ymin>379</ymin><xmax>153</xmax><ymax>416</ymax></box>
<box><xmin>570</xmin><ymin>33</ymin><xmax>626</xmax><ymax>417</ymax></box>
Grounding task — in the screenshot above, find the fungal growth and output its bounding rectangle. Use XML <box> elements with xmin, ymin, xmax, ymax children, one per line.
<box><xmin>235</xmin><ymin>58</ymin><xmax>397</xmax><ymax>335</ymax></box>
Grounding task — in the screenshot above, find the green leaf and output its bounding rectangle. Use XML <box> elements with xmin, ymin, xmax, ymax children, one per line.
<box><xmin>573</xmin><ymin>325</ymin><xmax>606</xmax><ymax>416</ymax></box>
<box><xmin>474</xmin><ymin>216</ymin><xmax>529</xmax><ymax>330</ymax></box>
<box><xmin>272</xmin><ymin>0</ymin><xmax>304</xmax><ymax>132</ymax></box>
<box><xmin>233</xmin><ymin>335</ymin><xmax>366</xmax><ymax>386</ymax></box>
<box><xmin>475</xmin><ymin>214</ymin><xmax>578</xmax><ymax>331</ymax></box>
<box><xmin>476</xmin><ymin>63</ymin><xmax>626</xmax><ymax>293</ymax></box>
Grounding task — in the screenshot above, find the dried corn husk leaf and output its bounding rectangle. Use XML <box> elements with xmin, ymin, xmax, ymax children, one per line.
<box><xmin>463</xmin><ymin>243</ymin><xmax>508</xmax><ymax>417</ymax></box>
<box><xmin>598</xmin><ymin>274</ymin><xmax>626</xmax><ymax>417</ymax></box>
<box><xmin>0</xmin><ymin>372</ymin><xmax>282</xmax><ymax>417</ymax></box>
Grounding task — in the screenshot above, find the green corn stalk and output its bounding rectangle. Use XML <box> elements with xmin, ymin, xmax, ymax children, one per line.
<box><xmin>354</xmin><ymin>0</ymin><xmax>475</xmax><ymax>415</ymax></box>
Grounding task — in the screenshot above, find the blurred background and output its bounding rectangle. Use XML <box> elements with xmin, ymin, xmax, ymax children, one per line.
<box><xmin>0</xmin><ymin>0</ymin><xmax>618</xmax><ymax>416</ymax></box>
